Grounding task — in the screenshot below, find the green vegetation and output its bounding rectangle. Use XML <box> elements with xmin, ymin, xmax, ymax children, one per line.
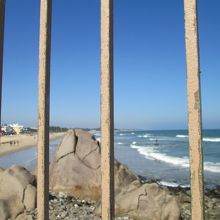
<box><xmin>49</xmin><ymin>126</ymin><xmax>68</xmax><ymax>133</ymax></box>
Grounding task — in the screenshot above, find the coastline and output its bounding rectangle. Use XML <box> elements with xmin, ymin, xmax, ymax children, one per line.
<box><xmin>0</xmin><ymin>132</ymin><xmax>66</xmax><ymax>157</ymax></box>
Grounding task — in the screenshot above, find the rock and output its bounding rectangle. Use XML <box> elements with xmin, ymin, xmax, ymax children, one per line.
<box><xmin>55</xmin><ymin>129</ymin><xmax>77</xmax><ymax>161</ymax></box>
<box><xmin>0</xmin><ymin>195</ymin><xmax>24</xmax><ymax>220</ymax></box>
<box><xmin>24</xmin><ymin>184</ymin><xmax>37</xmax><ymax>210</ymax></box>
<box><xmin>0</xmin><ymin>200</ymin><xmax>9</xmax><ymax>220</ymax></box>
<box><xmin>48</xmin><ymin>191</ymin><xmax>99</xmax><ymax>220</ymax></box>
<box><xmin>16</xmin><ymin>213</ymin><xmax>34</xmax><ymax>220</ymax></box>
<box><xmin>50</xmin><ymin>129</ymin><xmax>138</xmax><ymax>200</ymax></box>
<box><xmin>50</xmin><ymin>129</ymin><xmax>180</xmax><ymax>219</ymax></box>
<box><xmin>0</xmin><ymin>166</ymin><xmax>36</xmax><ymax>219</ymax></box>
<box><xmin>0</xmin><ymin>168</ymin><xmax>4</xmax><ymax>176</ymax></box>
<box><xmin>96</xmin><ymin>183</ymin><xmax>179</xmax><ymax>220</ymax></box>
<box><xmin>49</xmin><ymin>129</ymin><xmax>101</xmax><ymax>200</ymax></box>
<box><xmin>0</xmin><ymin>165</ymin><xmax>35</xmax><ymax>200</ymax></box>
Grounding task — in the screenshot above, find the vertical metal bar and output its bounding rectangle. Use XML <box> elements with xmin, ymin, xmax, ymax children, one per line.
<box><xmin>101</xmin><ymin>0</ymin><xmax>114</xmax><ymax>219</ymax></box>
<box><xmin>37</xmin><ymin>0</ymin><xmax>52</xmax><ymax>219</ymax></box>
<box><xmin>0</xmin><ymin>0</ymin><xmax>5</xmax><ymax>140</ymax></box>
<box><xmin>184</xmin><ymin>0</ymin><xmax>204</xmax><ymax>219</ymax></box>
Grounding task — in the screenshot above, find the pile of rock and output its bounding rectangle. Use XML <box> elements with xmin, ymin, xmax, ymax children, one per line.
<box><xmin>49</xmin><ymin>192</ymin><xmax>97</xmax><ymax>220</ymax></box>
<box><xmin>48</xmin><ymin>192</ymin><xmax>133</xmax><ymax>220</ymax></box>
<box><xmin>49</xmin><ymin>129</ymin><xmax>180</xmax><ymax>220</ymax></box>
<box><xmin>167</xmin><ymin>186</ymin><xmax>220</xmax><ymax>220</ymax></box>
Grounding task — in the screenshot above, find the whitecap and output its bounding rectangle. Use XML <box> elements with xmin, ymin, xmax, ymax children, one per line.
<box><xmin>137</xmin><ymin>133</ymin><xmax>151</xmax><ymax>138</ymax></box>
<box><xmin>158</xmin><ymin>181</ymin><xmax>190</xmax><ymax>188</ymax></box>
<box><xmin>203</xmin><ymin>138</ymin><xmax>220</xmax><ymax>142</ymax></box>
<box><xmin>176</xmin><ymin>135</ymin><xmax>188</xmax><ymax>138</ymax></box>
<box><xmin>176</xmin><ymin>135</ymin><xmax>220</xmax><ymax>142</ymax></box>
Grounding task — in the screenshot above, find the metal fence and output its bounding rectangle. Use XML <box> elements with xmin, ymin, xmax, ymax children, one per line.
<box><xmin>0</xmin><ymin>0</ymin><xmax>204</xmax><ymax>219</ymax></box>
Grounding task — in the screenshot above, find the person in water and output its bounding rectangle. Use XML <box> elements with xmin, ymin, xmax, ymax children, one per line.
<box><xmin>155</xmin><ymin>139</ymin><xmax>159</xmax><ymax>146</ymax></box>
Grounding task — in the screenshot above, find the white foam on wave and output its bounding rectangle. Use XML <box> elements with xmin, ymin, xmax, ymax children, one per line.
<box><xmin>137</xmin><ymin>133</ymin><xmax>151</xmax><ymax>138</ymax></box>
<box><xmin>158</xmin><ymin>181</ymin><xmax>190</xmax><ymax>188</ymax></box>
<box><xmin>176</xmin><ymin>135</ymin><xmax>188</xmax><ymax>138</ymax></box>
<box><xmin>203</xmin><ymin>138</ymin><xmax>220</xmax><ymax>142</ymax></box>
<box><xmin>204</xmin><ymin>162</ymin><xmax>220</xmax><ymax>173</ymax></box>
<box><xmin>176</xmin><ymin>135</ymin><xmax>220</xmax><ymax>142</ymax></box>
<box><xmin>132</xmin><ymin>141</ymin><xmax>136</xmax><ymax>145</ymax></box>
<box><xmin>117</xmin><ymin>142</ymin><xmax>123</xmax><ymax>145</ymax></box>
<box><xmin>130</xmin><ymin>144</ymin><xmax>220</xmax><ymax>173</ymax></box>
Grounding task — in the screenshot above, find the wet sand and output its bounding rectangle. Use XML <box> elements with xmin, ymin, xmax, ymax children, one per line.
<box><xmin>0</xmin><ymin>132</ymin><xmax>66</xmax><ymax>156</ymax></box>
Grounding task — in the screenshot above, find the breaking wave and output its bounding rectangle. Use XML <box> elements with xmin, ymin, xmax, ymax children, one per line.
<box><xmin>130</xmin><ymin>144</ymin><xmax>220</xmax><ymax>173</ymax></box>
<box><xmin>176</xmin><ymin>135</ymin><xmax>220</xmax><ymax>142</ymax></box>
<box><xmin>176</xmin><ymin>135</ymin><xmax>188</xmax><ymax>138</ymax></box>
<box><xmin>203</xmin><ymin>138</ymin><xmax>220</xmax><ymax>142</ymax></box>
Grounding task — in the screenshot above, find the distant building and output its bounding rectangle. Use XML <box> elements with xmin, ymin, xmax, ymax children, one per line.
<box><xmin>9</xmin><ymin>123</ymin><xmax>24</xmax><ymax>134</ymax></box>
<box><xmin>1</xmin><ymin>125</ymin><xmax>16</xmax><ymax>135</ymax></box>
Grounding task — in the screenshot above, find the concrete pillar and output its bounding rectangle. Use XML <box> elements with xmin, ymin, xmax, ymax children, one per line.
<box><xmin>0</xmin><ymin>0</ymin><xmax>5</xmax><ymax>138</ymax></box>
<box><xmin>101</xmin><ymin>0</ymin><xmax>115</xmax><ymax>219</ymax></box>
<box><xmin>184</xmin><ymin>0</ymin><xmax>204</xmax><ymax>219</ymax></box>
<box><xmin>37</xmin><ymin>0</ymin><xmax>52</xmax><ymax>219</ymax></box>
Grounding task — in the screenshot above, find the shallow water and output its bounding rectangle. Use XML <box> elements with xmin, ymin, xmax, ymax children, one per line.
<box><xmin>0</xmin><ymin>138</ymin><xmax>63</xmax><ymax>171</ymax></box>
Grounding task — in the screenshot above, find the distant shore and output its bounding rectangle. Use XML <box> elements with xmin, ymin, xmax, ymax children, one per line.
<box><xmin>0</xmin><ymin>132</ymin><xmax>66</xmax><ymax>156</ymax></box>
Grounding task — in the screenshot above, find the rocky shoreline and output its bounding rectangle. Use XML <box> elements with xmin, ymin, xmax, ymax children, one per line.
<box><xmin>27</xmin><ymin>191</ymin><xmax>134</xmax><ymax>220</ymax></box>
<box><xmin>19</xmin><ymin>186</ymin><xmax>220</xmax><ymax>220</ymax></box>
<box><xmin>168</xmin><ymin>185</ymin><xmax>220</xmax><ymax>220</ymax></box>
<box><xmin>140</xmin><ymin>176</ymin><xmax>220</xmax><ymax>220</ymax></box>
<box><xmin>1</xmin><ymin>129</ymin><xmax>220</xmax><ymax>220</ymax></box>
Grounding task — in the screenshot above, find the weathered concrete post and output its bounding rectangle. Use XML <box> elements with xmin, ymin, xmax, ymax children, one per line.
<box><xmin>184</xmin><ymin>0</ymin><xmax>204</xmax><ymax>219</ymax></box>
<box><xmin>101</xmin><ymin>0</ymin><xmax>115</xmax><ymax>219</ymax></box>
<box><xmin>37</xmin><ymin>0</ymin><xmax>52</xmax><ymax>219</ymax></box>
<box><xmin>0</xmin><ymin>0</ymin><xmax>5</xmax><ymax>140</ymax></box>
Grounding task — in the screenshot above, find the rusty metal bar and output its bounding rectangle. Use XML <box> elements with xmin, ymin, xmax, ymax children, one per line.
<box><xmin>184</xmin><ymin>0</ymin><xmax>204</xmax><ymax>219</ymax></box>
<box><xmin>101</xmin><ymin>0</ymin><xmax>115</xmax><ymax>219</ymax></box>
<box><xmin>0</xmin><ymin>0</ymin><xmax>5</xmax><ymax>140</ymax></box>
<box><xmin>37</xmin><ymin>0</ymin><xmax>52</xmax><ymax>219</ymax></box>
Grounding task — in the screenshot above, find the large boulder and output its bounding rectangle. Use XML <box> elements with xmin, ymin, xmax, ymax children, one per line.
<box><xmin>0</xmin><ymin>166</ymin><xmax>36</xmax><ymax>220</ymax></box>
<box><xmin>49</xmin><ymin>129</ymin><xmax>137</xmax><ymax>200</ymax></box>
<box><xmin>50</xmin><ymin>129</ymin><xmax>180</xmax><ymax>219</ymax></box>
<box><xmin>115</xmin><ymin>182</ymin><xmax>180</xmax><ymax>220</ymax></box>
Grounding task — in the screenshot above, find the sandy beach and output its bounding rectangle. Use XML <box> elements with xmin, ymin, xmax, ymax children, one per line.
<box><xmin>0</xmin><ymin>132</ymin><xmax>66</xmax><ymax>156</ymax></box>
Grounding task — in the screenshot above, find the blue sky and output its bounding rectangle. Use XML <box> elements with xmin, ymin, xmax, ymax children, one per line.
<box><xmin>1</xmin><ymin>0</ymin><xmax>220</xmax><ymax>129</ymax></box>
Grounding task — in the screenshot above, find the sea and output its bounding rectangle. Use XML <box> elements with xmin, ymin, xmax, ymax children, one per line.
<box><xmin>94</xmin><ymin>129</ymin><xmax>220</xmax><ymax>188</ymax></box>
<box><xmin>0</xmin><ymin>130</ymin><xmax>220</xmax><ymax>188</ymax></box>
